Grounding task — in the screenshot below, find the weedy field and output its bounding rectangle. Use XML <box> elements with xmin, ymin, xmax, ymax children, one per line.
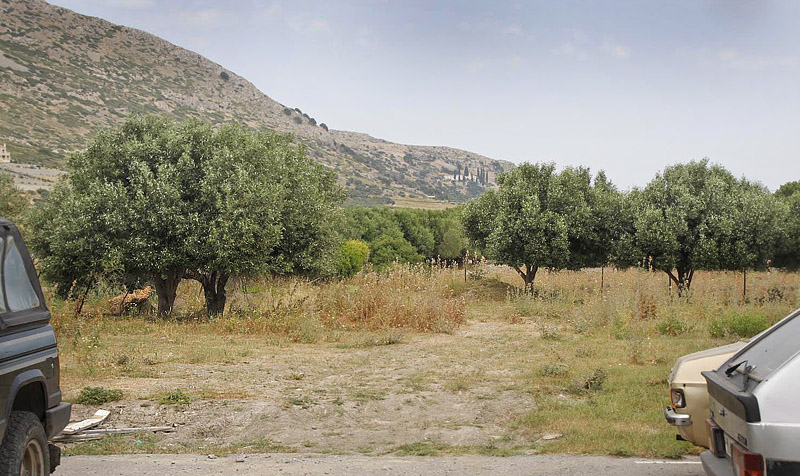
<box><xmin>51</xmin><ymin>265</ymin><xmax>798</xmax><ymax>458</ymax></box>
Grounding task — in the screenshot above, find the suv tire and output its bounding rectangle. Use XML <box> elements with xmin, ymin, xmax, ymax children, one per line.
<box><xmin>0</xmin><ymin>411</ymin><xmax>50</xmax><ymax>476</ymax></box>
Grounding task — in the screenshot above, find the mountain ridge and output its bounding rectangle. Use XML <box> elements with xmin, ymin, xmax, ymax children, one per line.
<box><xmin>0</xmin><ymin>0</ymin><xmax>512</xmax><ymax>204</ymax></box>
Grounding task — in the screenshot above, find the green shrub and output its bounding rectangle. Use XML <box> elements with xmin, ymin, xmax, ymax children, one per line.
<box><xmin>338</xmin><ymin>240</ymin><xmax>370</xmax><ymax>277</ymax></box>
<box><xmin>656</xmin><ymin>314</ymin><xmax>689</xmax><ymax>336</ymax></box>
<box><xmin>571</xmin><ymin>368</ymin><xmax>607</xmax><ymax>393</ymax></box>
<box><xmin>159</xmin><ymin>389</ymin><xmax>191</xmax><ymax>405</ymax></box>
<box><xmin>709</xmin><ymin>312</ymin><xmax>769</xmax><ymax>338</ymax></box>
<box><xmin>75</xmin><ymin>386</ymin><xmax>123</xmax><ymax>405</ymax></box>
<box><xmin>539</xmin><ymin>362</ymin><xmax>570</xmax><ymax>377</ymax></box>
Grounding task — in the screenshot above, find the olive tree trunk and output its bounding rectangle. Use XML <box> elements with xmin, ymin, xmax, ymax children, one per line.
<box><xmin>513</xmin><ymin>264</ymin><xmax>538</xmax><ymax>294</ymax></box>
<box><xmin>665</xmin><ymin>267</ymin><xmax>694</xmax><ymax>297</ymax></box>
<box><xmin>152</xmin><ymin>269</ymin><xmax>182</xmax><ymax>316</ymax></box>
<box><xmin>186</xmin><ymin>270</ymin><xmax>230</xmax><ymax>316</ymax></box>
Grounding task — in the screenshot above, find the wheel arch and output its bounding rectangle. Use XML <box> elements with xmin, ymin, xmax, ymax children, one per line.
<box><xmin>6</xmin><ymin>370</ymin><xmax>47</xmax><ymax>423</ymax></box>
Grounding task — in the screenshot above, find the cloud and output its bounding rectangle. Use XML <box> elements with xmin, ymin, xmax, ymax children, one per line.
<box><xmin>467</xmin><ymin>58</ymin><xmax>488</xmax><ymax>73</ymax></box>
<box><xmin>179</xmin><ymin>9</ymin><xmax>223</xmax><ymax>28</ymax></box>
<box><xmin>502</xmin><ymin>24</ymin><xmax>524</xmax><ymax>36</ymax></box>
<box><xmin>103</xmin><ymin>0</ymin><xmax>154</xmax><ymax>8</ymax></box>
<box><xmin>287</xmin><ymin>17</ymin><xmax>331</xmax><ymax>34</ymax></box>
<box><xmin>508</xmin><ymin>54</ymin><xmax>526</xmax><ymax>68</ymax></box>
<box><xmin>602</xmin><ymin>41</ymin><xmax>630</xmax><ymax>60</ymax></box>
<box><xmin>551</xmin><ymin>41</ymin><xmax>588</xmax><ymax>61</ymax></box>
<box><xmin>356</xmin><ymin>26</ymin><xmax>379</xmax><ymax>49</ymax></box>
<box><xmin>248</xmin><ymin>1</ymin><xmax>281</xmax><ymax>25</ymax></box>
<box><xmin>467</xmin><ymin>55</ymin><xmax>527</xmax><ymax>73</ymax></box>
<box><xmin>717</xmin><ymin>49</ymin><xmax>795</xmax><ymax>70</ymax></box>
<box><xmin>551</xmin><ymin>30</ymin><xmax>589</xmax><ymax>61</ymax></box>
<box><xmin>680</xmin><ymin>48</ymin><xmax>797</xmax><ymax>71</ymax></box>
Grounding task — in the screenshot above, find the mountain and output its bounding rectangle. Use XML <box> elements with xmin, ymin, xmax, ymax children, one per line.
<box><xmin>0</xmin><ymin>0</ymin><xmax>512</xmax><ymax>205</ymax></box>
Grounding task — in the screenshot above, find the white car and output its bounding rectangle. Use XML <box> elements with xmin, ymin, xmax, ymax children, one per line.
<box><xmin>701</xmin><ymin>308</ymin><xmax>800</xmax><ymax>476</ymax></box>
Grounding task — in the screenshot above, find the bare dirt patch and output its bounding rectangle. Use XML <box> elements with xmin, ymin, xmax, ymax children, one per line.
<box><xmin>64</xmin><ymin>318</ymin><xmax>538</xmax><ymax>455</ymax></box>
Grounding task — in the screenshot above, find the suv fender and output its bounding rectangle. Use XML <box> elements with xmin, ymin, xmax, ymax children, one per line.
<box><xmin>1</xmin><ymin>370</ymin><xmax>47</xmax><ymax>440</ymax></box>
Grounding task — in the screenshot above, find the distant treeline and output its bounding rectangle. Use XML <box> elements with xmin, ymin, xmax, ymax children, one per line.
<box><xmin>341</xmin><ymin>207</ymin><xmax>467</xmax><ymax>269</ymax></box>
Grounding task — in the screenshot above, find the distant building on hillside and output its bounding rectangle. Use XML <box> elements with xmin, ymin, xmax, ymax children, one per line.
<box><xmin>0</xmin><ymin>144</ymin><xmax>11</xmax><ymax>163</ymax></box>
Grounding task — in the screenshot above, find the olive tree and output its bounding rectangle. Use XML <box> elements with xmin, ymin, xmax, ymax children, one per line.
<box><xmin>726</xmin><ymin>183</ymin><xmax>786</xmax><ymax>296</ymax></box>
<box><xmin>27</xmin><ymin>115</ymin><xmax>343</xmax><ymax>315</ymax></box>
<box><xmin>0</xmin><ymin>173</ymin><xmax>29</xmax><ymax>221</ymax></box>
<box><xmin>627</xmin><ymin>160</ymin><xmax>782</xmax><ymax>295</ymax></box>
<box><xmin>774</xmin><ymin>189</ymin><xmax>800</xmax><ymax>271</ymax></box>
<box><xmin>463</xmin><ymin>163</ymin><xmax>617</xmax><ymax>292</ymax></box>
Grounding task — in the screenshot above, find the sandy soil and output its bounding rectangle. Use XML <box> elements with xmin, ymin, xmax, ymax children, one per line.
<box><xmin>66</xmin><ymin>320</ymin><xmax>546</xmax><ymax>454</ymax></box>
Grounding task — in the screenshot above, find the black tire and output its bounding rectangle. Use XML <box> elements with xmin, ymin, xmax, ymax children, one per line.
<box><xmin>0</xmin><ymin>411</ymin><xmax>50</xmax><ymax>476</ymax></box>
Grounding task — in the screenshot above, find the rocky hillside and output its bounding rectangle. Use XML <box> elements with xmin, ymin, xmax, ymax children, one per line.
<box><xmin>0</xmin><ymin>0</ymin><xmax>511</xmax><ymax>204</ymax></box>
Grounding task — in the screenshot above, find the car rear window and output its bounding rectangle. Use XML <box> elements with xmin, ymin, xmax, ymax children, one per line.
<box><xmin>2</xmin><ymin>235</ymin><xmax>40</xmax><ymax>312</ymax></box>
<box><xmin>730</xmin><ymin>311</ymin><xmax>800</xmax><ymax>381</ymax></box>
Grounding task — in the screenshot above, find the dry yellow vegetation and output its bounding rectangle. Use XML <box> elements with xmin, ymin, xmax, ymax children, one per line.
<box><xmin>50</xmin><ymin>265</ymin><xmax>798</xmax><ymax>458</ymax></box>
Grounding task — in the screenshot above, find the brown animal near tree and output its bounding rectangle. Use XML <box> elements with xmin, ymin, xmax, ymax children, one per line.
<box><xmin>109</xmin><ymin>286</ymin><xmax>154</xmax><ymax>315</ymax></box>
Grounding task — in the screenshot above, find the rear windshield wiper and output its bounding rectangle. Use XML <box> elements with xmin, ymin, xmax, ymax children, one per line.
<box><xmin>725</xmin><ymin>360</ymin><xmax>747</xmax><ymax>377</ymax></box>
<box><xmin>726</xmin><ymin>360</ymin><xmax>761</xmax><ymax>391</ymax></box>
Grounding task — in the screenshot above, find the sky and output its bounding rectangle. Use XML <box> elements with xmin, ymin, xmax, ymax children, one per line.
<box><xmin>49</xmin><ymin>0</ymin><xmax>800</xmax><ymax>191</ymax></box>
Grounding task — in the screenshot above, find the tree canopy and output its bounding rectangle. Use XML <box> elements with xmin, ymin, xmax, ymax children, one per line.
<box><xmin>624</xmin><ymin>160</ymin><xmax>784</xmax><ymax>294</ymax></box>
<box><xmin>26</xmin><ymin>115</ymin><xmax>344</xmax><ymax>315</ymax></box>
<box><xmin>342</xmin><ymin>207</ymin><xmax>467</xmax><ymax>269</ymax></box>
<box><xmin>463</xmin><ymin>163</ymin><xmax>621</xmax><ymax>291</ymax></box>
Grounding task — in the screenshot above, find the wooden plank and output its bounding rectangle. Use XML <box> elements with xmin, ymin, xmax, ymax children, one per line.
<box><xmin>61</xmin><ymin>409</ymin><xmax>111</xmax><ymax>435</ymax></box>
<box><xmin>51</xmin><ymin>426</ymin><xmax>175</xmax><ymax>443</ymax></box>
<box><xmin>51</xmin><ymin>434</ymin><xmax>105</xmax><ymax>442</ymax></box>
<box><xmin>80</xmin><ymin>426</ymin><xmax>175</xmax><ymax>435</ymax></box>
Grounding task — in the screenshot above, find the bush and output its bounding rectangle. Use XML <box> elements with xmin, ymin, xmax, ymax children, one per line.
<box><xmin>656</xmin><ymin>314</ymin><xmax>689</xmax><ymax>336</ymax></box>
<box><xmin>219</xmin><ymin>71</ymin><xmax>229</xmax><ymax>81</ymax></box>
<box><xmin>159</xmin><ymin>389</ymin><xmax>191</xmax><ymax>405</ymax></box>
<box><xmin>320</xmin><ymin>123</ymin><xmax>328</xmax><ymax>131</ymax></box>
<box><xmin>75</xmin><ymin>386</ymin><xmax>123</xmax><ymax>405</ymax></box>
<box><xmin>293</xmin><ymin>116</ymin><xmax>302</xmax><ymax>124</ymax></box>
<box><xmin>282</xmin><ymin>107</ymin><xmax>292</xmax><ymax>116</ymax></box>
<box><xmin>709</xmin><ymin>312</ymin><xmax>770</xmax><ymax>338</ymax></box>
<box><xmin>338</xmin><ymin>240</ymin><xmax>370</xmax><ymax>277</ymax></box>
<box><xmin>571</xmin><ymin>368</ymin><xmax>607</xmax><ymax>393</ymax></box>
<box><xmin>539</xmin><ymin>362</ymin><xmax>570</xmax><ymax>377</ymax></box>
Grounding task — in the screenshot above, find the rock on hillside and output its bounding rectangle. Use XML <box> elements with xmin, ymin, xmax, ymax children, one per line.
<box><xmin>0</xmin><ymin>0</ymin><xmax>511</xmax><ymax>204</ymax></box>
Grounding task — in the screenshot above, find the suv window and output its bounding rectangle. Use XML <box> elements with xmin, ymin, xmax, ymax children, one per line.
<box><xmin>3</xmin><ymin>235</ymin><xmax>40</xmax><ymax>312</ymax></box>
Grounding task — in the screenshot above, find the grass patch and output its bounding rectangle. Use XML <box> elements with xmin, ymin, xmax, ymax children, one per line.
<box><xmin>157</xmin><ymin>389</ymin><xmax>191</xmax><ymax>405</ymax></box>
<box><xmin>391</xmin><ymin>441</ymin><xmax>520</xmax><ymax>457</ymax></box>
<box><xmin>74</xmin><ymin>386</ymin><xmax>123</xmax><ymax>405</ymax></box>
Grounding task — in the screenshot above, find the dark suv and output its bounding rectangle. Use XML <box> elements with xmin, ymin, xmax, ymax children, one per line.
<box><xmin>0</xmin><ymin>218</ymin><xmax>70</xmax><ymax>474</ymax></box>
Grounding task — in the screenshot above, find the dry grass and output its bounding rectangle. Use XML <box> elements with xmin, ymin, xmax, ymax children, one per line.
<box><xmin>316</xmin><ymin>264</ymin><xmax>466</xmax><ymax>333</ymax></box>
<box><xmin>48</xmin><ymin>264</ymin><xmax>799</xmax><ymax>458</ymax></box>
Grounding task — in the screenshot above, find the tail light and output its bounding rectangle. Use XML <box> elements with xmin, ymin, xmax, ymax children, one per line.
<box><xmin>731</xmin><ymin>440</ymin><xmax>764</xmax><ymax>476</ymax></box>
<box><xmin>670</xmin><ymin>388</ymin><xmax>685</xmax><ymax>408</ymax></box>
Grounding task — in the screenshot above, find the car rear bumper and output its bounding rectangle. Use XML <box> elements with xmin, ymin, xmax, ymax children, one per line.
<box><xmin>46</xmin><ymin>402</ymin><xmax>71</xmax><ymax>438</ymax></box>
<box><xmin>664</xmin><ymin>407</ymin><xmax>691</xmax><ymax>426</ymax></box>
<box><xmin>701</xmin><ymin>451</ymin><xmax>734</xmax><ymax>476</ymax></box>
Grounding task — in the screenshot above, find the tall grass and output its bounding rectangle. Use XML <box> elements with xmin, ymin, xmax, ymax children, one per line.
<box><xmin>50</xmin><ymin>264</ymin><xmax>468</xmax><ymax>344</ymax></box>
<box><xmin>494</xmin><ymin>266</ymin><xmax>798</xmax><ymax>339</ymax></box>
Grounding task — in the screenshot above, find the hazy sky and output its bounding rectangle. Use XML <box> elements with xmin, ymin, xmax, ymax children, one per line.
<box><xmin>50</xmin><ymin>0</ymin><xmax>800</xmax><ymax>190</ymax></box>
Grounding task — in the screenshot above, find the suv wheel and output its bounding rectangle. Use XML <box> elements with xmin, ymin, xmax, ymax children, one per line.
<box><xmin>0</xmin><ymin>412</ymin><xmax>50</xmax><ymax>476</ymax></box>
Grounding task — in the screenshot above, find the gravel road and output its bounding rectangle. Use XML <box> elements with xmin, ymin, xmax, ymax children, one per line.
<box><xmin>58</xmin><ymin>453</ymin><xmax>705</xmax><ymax>475</ymax></box>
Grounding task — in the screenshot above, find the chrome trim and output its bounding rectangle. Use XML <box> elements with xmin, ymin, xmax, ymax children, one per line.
<box><xmin>664</xmin><ymin>407</ymin><xmax>691</xmax><ymax>426</ymax></box>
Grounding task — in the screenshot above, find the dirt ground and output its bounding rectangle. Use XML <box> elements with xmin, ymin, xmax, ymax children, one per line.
<box><xmin>65</xmin><ymin>319</ymin><xmax>543</xmax><ymax>455</ymax></box>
